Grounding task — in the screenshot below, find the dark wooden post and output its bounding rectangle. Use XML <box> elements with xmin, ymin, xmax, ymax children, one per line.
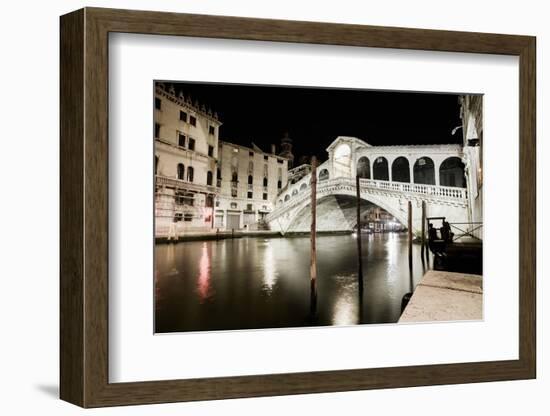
<box><xmin>420</xmin><ymin>201</ymin><xmax>427</xmax><ymax>262</ymax></box>
<box><xmin>310</xmin><ymin>157</ymin><xmax>318</xmax><ymax>286</ymax></box>
<box><xmin>356</xmin><ymin>175</ymin><xmax>364</xmax><ymax>292</ymax></box>
<box><xmin>408</xmin><ymin>200</ymin><xmax>413</xmax><ymax>271</ymax></box>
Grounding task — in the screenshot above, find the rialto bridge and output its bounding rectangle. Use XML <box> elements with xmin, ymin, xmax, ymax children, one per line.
<box><xmin>265</xmin><ymin>136</ymin><xmax>473</xmax><ymax>235</ymax></box>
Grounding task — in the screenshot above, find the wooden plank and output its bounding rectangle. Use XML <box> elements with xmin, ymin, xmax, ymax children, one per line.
<box><xmin>59</xmin><ymin>9</ymin><xmax>85</xmax><ymax>407</ymax></box>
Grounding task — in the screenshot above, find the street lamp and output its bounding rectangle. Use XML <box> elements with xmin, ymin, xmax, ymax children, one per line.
<box><xmin>451</xmin><ymin>125</ymin><xmax>463</xmax><ymax>136</ymax></box>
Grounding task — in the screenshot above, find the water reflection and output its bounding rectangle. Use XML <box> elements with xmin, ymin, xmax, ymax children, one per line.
<box><xmin>262</xmin><ymin>240</ymin><xmax>278</xmax><ymax>294</ymax></box>
<box><xmin>196</xmin><ymin>242</ymin><xmax>212</xmax><ymax>302</ymax></box>
<box><xmin>155</xmin><ymin>233</ymin><xmax>425</xmax><ymax>333</ymax></box>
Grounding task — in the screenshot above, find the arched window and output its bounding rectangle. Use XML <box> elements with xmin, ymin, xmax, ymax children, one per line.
<box><xmin>319</xmin><ymin>169</ymin><xmax>329</xmax><ymax>181</ymax></box>
<box><xmin>177</xmin><ymin>163</ymin><xmax>184</xmax><ymax>180</ymax></box>
<box><xmin>356</xmin><ymin>156</ymin><xmax>370</xmax><ymax>179</ymax></box>
<box><xmin>391</xmin><ymin>157</ymin><xmax>410</xmax><ymax>183</ymax></box>
<box><xmin>207</xmin><ymin>171</ymin><xmax>213</xmax><ymax>186</ymax></box>
<box><xmin>248</xmin><ymin>175</ymin><xmax>253</xmax><ymax>185</ymax></box>
<box><xmin>187</xmin><ymin>166</ymin><xmax>194</xmax><ymax>182</ymax></box>
<box><xmin>284</xmin><ymin>194</ymin><xmax>290</xmax><ymax>202</ymax></box>
<box><xmin>413</xmin><ymin>157</ymin><xmax>435</xmax><ymax>185</ymax></box>
<box><xmin>439</xmin><ymin>157</ymin><xmax>466</xmax><ymax>187</ymax></box>
<box><xmin>263</xmin><ymin>177</ymin><xmax>268</xmax><ymax>187</ymax></box>
<box><xmin>373</xmin><ymin>157</ymin><xmax>389</xmax><ymax>181</ymax></box>
<box><xmin>300</xmin><ymin>183</ymin><xmax>307</xmax><ymax>191</ymax></box>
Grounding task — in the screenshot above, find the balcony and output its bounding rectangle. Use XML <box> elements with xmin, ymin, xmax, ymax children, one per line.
<box><xmin>155</xmin><ymin>175</ymin><xmax>218</xmax><ymax>194</ymax></box>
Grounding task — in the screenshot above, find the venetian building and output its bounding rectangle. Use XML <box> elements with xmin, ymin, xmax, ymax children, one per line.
<box><xmin>154</xmin><ymin>82</ymin><xmax>222</xmax><ymax>237</ymax></box>
<box><xmin>459</xmin><ymin>95</ymin><xmax>483</xmax><ymax>229</ymax></box>
<box><xmin>216</xmin><ymin>141</ymin><xmax>289</xmax><ymax>230</ymax></box>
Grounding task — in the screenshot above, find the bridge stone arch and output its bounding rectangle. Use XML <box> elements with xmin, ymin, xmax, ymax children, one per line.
<box><xmin>413</xmin><ymin>156</ymin><xmax>436</xmax><ymax>185</ymax></box>
<box><xmin>356</xmin><ymin>156</ymin><xmax>370</xmax><ymax>178</ymax></box>
<box><xmin>373</xmin><ymin>157</ymin><xmax>389</xmax><ymax>181</ymax></box>
<box><xmin>391</xmin><ymin>156</ymin><xmax>410</xmax><ymax>183</ymax></box>
<box><xmin>286</xmin><ymin>192</ymin><xmax>407</xmax><ymax>233</ymax></box>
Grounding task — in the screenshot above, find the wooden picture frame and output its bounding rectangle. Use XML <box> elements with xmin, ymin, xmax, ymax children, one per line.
<box><xmin>60</xmin><ymin>7</ymin><xmax>536</xmax><ymax>408</ymax></box>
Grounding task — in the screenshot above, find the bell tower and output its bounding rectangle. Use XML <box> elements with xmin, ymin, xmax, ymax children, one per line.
<box><xmin>279</xmin><ymin>131</ymin><xmax>294</xmax><ymax>168</ymax></box>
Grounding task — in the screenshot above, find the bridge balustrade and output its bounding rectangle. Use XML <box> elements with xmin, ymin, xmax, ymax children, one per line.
<box><xmin>268</xmin><ymin>177</ymin><xmax>468</xmax><ymax>222</ymax></box>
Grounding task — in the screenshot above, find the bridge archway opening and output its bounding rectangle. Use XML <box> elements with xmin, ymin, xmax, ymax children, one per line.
<box><xmin>391</xmin><ymin>157</ymin><xmax>410</xmax><ymax>183</ymax></box>
<box><xmin>284</xmin><ymin>194</ymin><xmax>290</xmax><ymax>202</ymax></box>
<box><xmin>319</xmin><ymin>169</ymin><xmax>329</xmax><ymax>181</ymax></box>
<box><xmin>439</xmin><ymin>157</ymin><xmax>466</xmax><ymax>188</ymax></box>
<box><xmin>286</xmin><ymin>194</ymin><xmax>406</xmax><ymax>233</ymax></box>
<box><xmin>333</xmin><ymin>143</ymin><xmax>352</xmax><ymax>178</ymax></box>
<box><xmin>413</xmin><ymin>157</ymin><xmax>435</xmax><ymax>185</ymax></box>
<box><xmin>356</xmin><ymin>156</ymin><xmax>370</xmax><ymax>179</ymax></box>
<box><xmin>373</xmin><ymin>157</ymin><xmax>389</xmax><ymax>181</ymax></box>
<box><xmin>299</xmin><ymin>182</ymin><xmax>308</xmax><ymax>191</ymax></box>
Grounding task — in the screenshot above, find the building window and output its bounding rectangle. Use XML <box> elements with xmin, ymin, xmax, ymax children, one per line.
<box><xmin>215</xmin><ymin>200</ymin><xmax>220</xmax><ymax>207</ymax></box>
<box><xmin>155</xmin><ymin>156</ymin><xmax>159</xmax><ymax>174</ymax></box>
<box><xmin>249</xmin><ymin>151</ymin><xmax>254</xmax><ymax>157</ymax></box>
<box><xmin>208</xmin><ymin>145</ymin><xmax>214</xmax><ymax>157</ymax></box>
<box><xmin>187</xmin><ymin>166</ymin><xmax>194</xmax><ymax>182</ymax></box>
<box><xmin>207</xmin><ymin>171</ymin><xmax>213</xmax><ymax>186</ymax></box>
<box><xmin>230</xmin><ymin>202</ymin><xmax>237</xmax><ymax>209</ymax></box>
<box><xmin>179</xmin><ymin>110</ymin><xmax>187</xmax><ymax>122</ymax></box>
<box><xmin>184</xmin><ymin>213</ymin><xmax>193</xmax><ymax>222</ymax></box>
<box><xmin>178</xmin><ymin>133</ymin><xmax>186</xmax><ymax>148</ymax></box>
<box><xmin>216</xmin><ymin>168</ymin><xmax>222</xmax><ymax>187</ymax></box>
<box><xmin>177</xmin><ymin>163</ymin><xmax>185</xmax><ymax>180</ymax></box>
<box><xmin>189</xmin><ymin>115</ymin><xmax>196</xmax><ymax>126</ymax></box>
<box><xmin>174</xmin><ymin>213</ymin><xmax>183</xmax><ymax>222</ymax></box>
<box><xmin>206</xmin><ymin>195</ymin><xmax>214</xmax><ymax>207</ymax></box>
<box><xmin>231</xmin><ymin>189</ymin><xmax>238</xmax><ymax>198</ymax></box>
<box><xmin>248</xmin><ymin>175</ymin><xmax>253</xmax><ymax>185</ymax></box>
<box><xmin>263</xmin><ymin>193</ymin><xmax>268</xmax><ymax>200</ymax></box>
<box><xmin>155</xmin><ymin>97</ymin><xmax>161</xmax><ymax>110</ymax></box>
<box><xmin>231</xmin><ymin>172</ymin><xmax>238</xmax><ymax>183</ymax></box>
<box><xmin>209</xmin><ymin>126</ymin><xmax>215</xmax><ymax>135</ymax></box>
<box><xmin>263</xmin><ymin>177</ymin><xmax>268</xmax><ymax>187</ymax></box>
<box><xmin>277</xmin><ymin>159</ymin><xmax>283</xmax><ymax>164</ymax></box>
<box><xmin>154</xmin><ymin>123</ymin><xmax>160</xmax><ymax>138</ymax></box>
<box><xmin>247</xmin><ymin>191</ymin><xmax>253</xmax><ymax>199</ymax></box>
<box><xmin>277</xmin><ymin>180</ymin><xmax>282</xmax><ymax>189</ymax></box>
<box><xmin>188</xmin><ymin>138</ymin><xmax>195</xmax><ymax>151</ymax></box>
<box><xmin>246</xmin><ymin>204</ymin><xmax>253</xmax><ymax>211</ymax></box>
<box><xmin>264</xmin><ymin>155</ymin><xmax>268</xmax><ymax>161</ymax></box>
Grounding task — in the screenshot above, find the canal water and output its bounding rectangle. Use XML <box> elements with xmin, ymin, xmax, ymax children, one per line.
<box><xmin>155</xmin><ymin>233</ymin><xmax>426</xmax><ymax>333</ymax></box>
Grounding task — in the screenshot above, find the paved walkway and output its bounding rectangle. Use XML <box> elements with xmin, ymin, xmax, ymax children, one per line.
<box><xmin>399</xmin><ymin>270</ymin><xmax>482</xmax><ymax>323</ymax></box>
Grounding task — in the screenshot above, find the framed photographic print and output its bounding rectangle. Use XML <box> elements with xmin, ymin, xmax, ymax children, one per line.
<box><xmin>60</xmin><ymin>7</ymin><xmax>536</xmax><ymax>408</ymax></box>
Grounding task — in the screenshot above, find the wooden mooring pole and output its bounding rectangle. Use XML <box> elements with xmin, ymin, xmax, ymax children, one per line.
<box><xmin>420</xmin><ymin>201</ymin><xmax>427</xmax><ymax>263</ymax></box>
<box><xmin>408</xmin><ymin>200</ymin><xmax>413</xmax><ymax>271</ymax></box>
<box><xmin>355</xmin><ymin>175</ymin><xmax>364</xmax><ymax>293</ymax></box>
<box><xmin>310</xmin><ymin>157</ymin><xmax>318</xmax><ymax>298</ymax></box>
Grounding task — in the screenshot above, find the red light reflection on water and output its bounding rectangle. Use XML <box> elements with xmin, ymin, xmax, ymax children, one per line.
<box><xmin>197</xmin><ymin>242</ymin><xmax>212</xmax><ymax>301</ymax></box>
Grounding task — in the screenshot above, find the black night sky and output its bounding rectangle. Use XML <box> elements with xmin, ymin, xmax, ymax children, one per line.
<box><xmin>165</xmin><ymin>82</ymin><xmax>464</xmax><ymax>163</ymax></box>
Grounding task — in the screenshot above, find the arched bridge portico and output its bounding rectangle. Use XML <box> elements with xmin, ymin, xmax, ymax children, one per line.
<box><xmin>266</xmin><ymin>136</ymin><xmax>471</xmax><ymax>234</ymax></box>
